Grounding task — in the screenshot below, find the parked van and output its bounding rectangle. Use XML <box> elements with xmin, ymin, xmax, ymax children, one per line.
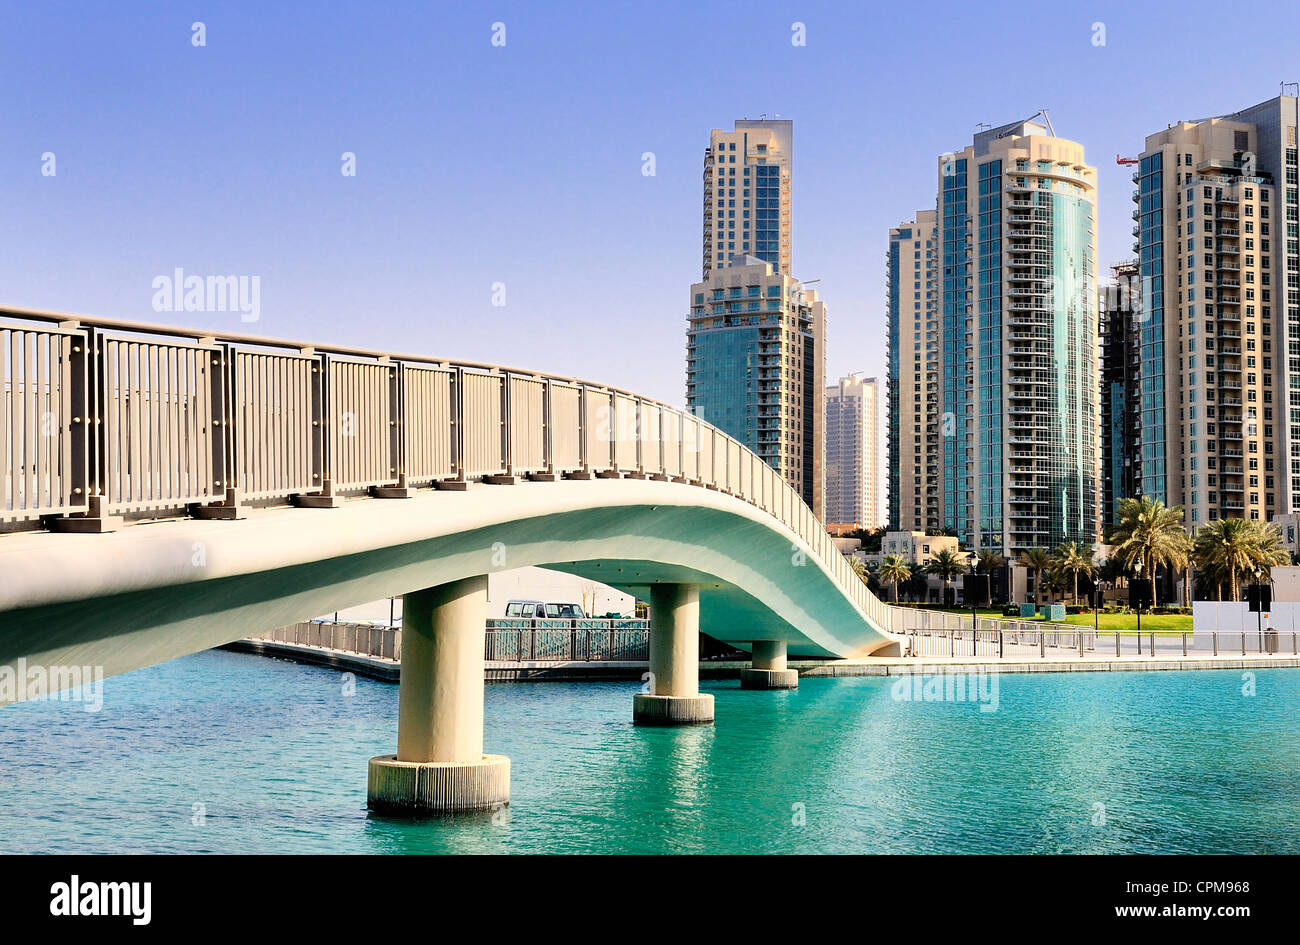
<box><xmin>504</xmin><ymin>600</ymin><xmax>587</xmax><ymax>619</ymax></box>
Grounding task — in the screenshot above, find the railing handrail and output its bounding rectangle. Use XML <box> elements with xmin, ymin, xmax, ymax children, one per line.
<box><xmin>0</xmin><ymin>303</ymin><xmax>690</xmax><ymax>413</ymax></box>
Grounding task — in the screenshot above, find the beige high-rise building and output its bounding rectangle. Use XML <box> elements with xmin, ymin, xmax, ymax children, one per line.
<box><xmin>1133</xmin><ymin>95</ymin><xmax>1300</xmax><ymax>528</ymax></box>
<box><xmin>887</xmin><ymin>210</ymin><xmax>941</xmax><ymax>532</ymax></box>
<box><xmin>702</xmin><ymin>119</ymin><xmax>792</xmax><ymax>279</ymax></box>
<box><xmin>826</xmin><ymin>374</ymin><xmax>881</xmax><ymax>528</ymax></box>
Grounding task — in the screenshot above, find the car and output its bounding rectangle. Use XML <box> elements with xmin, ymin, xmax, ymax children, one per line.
<box><xmin>503</xmin><ymin>600</ymin><xmax>587</xmax><ymax>619</ymax></box>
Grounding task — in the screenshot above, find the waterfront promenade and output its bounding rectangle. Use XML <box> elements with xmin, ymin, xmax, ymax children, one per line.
<box><xmin>230</xmin><ymin>616</ymin><xmax>1300</xmax><ymax>683</ymax></box>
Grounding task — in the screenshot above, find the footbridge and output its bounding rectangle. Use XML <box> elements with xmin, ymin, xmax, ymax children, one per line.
<box><xmin>0</xmin><ymin>305</ymin><xmax>899</xmax><ymax>813</ymax></box>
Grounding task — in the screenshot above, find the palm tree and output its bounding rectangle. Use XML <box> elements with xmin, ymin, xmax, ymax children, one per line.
<box><xmin>878</xmin><ymin>554</ymin><xmax>911</xmax><ymax>604</ymax></box>
<box><xmin>1193</xmin><ymin>518</ymin><xmax>1254</xmax><ymax>601</ymax></box>
<box><xmin>848</xmin><ymin>555</ymin><xmax>869</xmax><ymax>582</ymax></box>
<box><xmin>1194</xmin><ymin>518</ymin><xmax>1289</xmax><ymax>601</ymax></box>
<box><xmin>1041</xmin><ymin>567</ymin><xmax>1066</xmax><ymax>605</ymax></box>
<box><xmin>1252</xmin><ymin>521</ymin><xmax>1290</xmax><ymax>577</ymax></box>
<box><xmin>1106</xmin><ymin>496</ymin><xmax>1192</xmax><ymax>599</ymax></box>
<box><xmin>925</xmin><ymin>548</ymin><xmax>964</xmax><ymax>607</ymax></box>
<box><xmin>1018</xmin><ymin>547</ymin><xmax>1051</xmax><ymax>607</ymax></box>
<box><xmin>1052</xmin><ymin>541</ymin><xmax>1096</xmax><ymax>605</ymax></box>
<box><xmin>905</xmin><ymin>563</ymin><xmax>929</xmax><ymax>602</ymax></box>
<box><xmin>1193</xmin><ymin>556</ymin><xmax>1228</xmax><ymax>602</ymax></box>
<box><xmin>972</xmin><ymin>550</ymin><xmax>1004</xmax><ymax>606</ymax></box>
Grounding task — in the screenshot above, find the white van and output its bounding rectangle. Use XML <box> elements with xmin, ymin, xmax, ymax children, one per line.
<box><xmin>504</xmin><ymin>600</ymin><xmax>587</xmax><ymax>619</ymax></box>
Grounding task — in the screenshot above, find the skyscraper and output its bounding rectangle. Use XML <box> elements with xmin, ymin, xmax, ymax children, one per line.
<box><xmin>690</xmin><ymin>118</ymin><xmax>824</xmax><ymax>519</ymax></box>
<box><xmin>687</xmin><ymin>256</ymin><xmax>825</xmax><ymax>518</ymax></box>
<box><xmin>826</xmin><ymin>374</ymin><xmax>881</xmax><ymax>527</ymax></box>
<box><xmin>887</xmin><ymin>211</ymin><xmax>941</xmax><ymax>532</ymax></box>
<box><xmin>702</xmin><ymin>119</ymin><xmax>793</xmax><ymax>279</ymax></box>
<box><xmin>1100</xmin><ymin>261</ymin><xmax>1142</xmax><ymax>530</ymax></box>
<box><xmin>1133</xmin><ymin>94</ymin><xmax>1300</xmax><ymax>526</ymax></box>
<box><xmin>890</xmin><ymin>115</ymin><xmax>1100</xmax><ymax>555</ymax></box>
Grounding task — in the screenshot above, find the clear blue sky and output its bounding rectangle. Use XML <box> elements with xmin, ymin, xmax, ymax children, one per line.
<box><xmin>2</xmin><ymin>0</ymin><xmax>1299</xmax><ymax>407</ymax></box>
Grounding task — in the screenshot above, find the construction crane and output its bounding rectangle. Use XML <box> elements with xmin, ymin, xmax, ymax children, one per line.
<box><xmin>1116</xmin><ymin>155</ymin><xmax>1139</xmax><ymax>166</ymax></box>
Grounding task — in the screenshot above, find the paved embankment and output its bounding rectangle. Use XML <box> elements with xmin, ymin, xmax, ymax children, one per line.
<box><xmin>223</xmin><ymin>639</ymin><xmax>1300</xmax><ymax>683</ymax></box>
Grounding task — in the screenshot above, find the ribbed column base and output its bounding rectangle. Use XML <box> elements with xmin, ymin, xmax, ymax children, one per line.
<box><xmin>740</xmin><ymin>668</ymin><xmax>799</xmax><ymax>690</ymax></box>
<box><xmin>367</xmin><ymin>754</ymin><xmax>510</xmax><ymax>815</ymax></box>
<box><xmin>632</xmin><ymin>693</ymin><xmax>715</xmax><ymax>726</ymax></box>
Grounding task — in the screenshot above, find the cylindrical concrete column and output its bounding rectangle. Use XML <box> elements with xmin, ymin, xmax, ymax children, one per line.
<box><xmin>752</xmin><ymin>640</ymin><xmax>787</xmax><ymax>671</ymax></box>
<box><xmin>633</xmin><ymin>583</ymin><xmax>714</xmax><ymax>725</ymax></box>
<box><xmin>398</xmin><ymin>578</ymin><xmax>486</xmax><ymax>763</ymax></box>
<box><xmin>741</xmin><ymin>639</ymin><xmax>799</xmax><ymax>690</ymax></box>
<box><xmin>368</xmin><ymin>576</ymin><xmax>509</xmax><ymax>815</ymax></box>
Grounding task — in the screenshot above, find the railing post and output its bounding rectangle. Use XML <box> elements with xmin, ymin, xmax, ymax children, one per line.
<box><xmin>1241</xmin><ymin>631</ymin><xmax>1246</xmax><ymax>656</ymax></box>
<box><xmin>65</xmin><ymin>325</ymin><xmax>91</xmax><ymax>516</ymax></box>
<box><xmin>1115</xmin><ymin>630</ymin><xmax>1120</xmax><ymax>658</ymax></box>
<box><xmin>1213</xmin><ymin>631</ymin><xmax>1218</xmax><ymax>656</ymax></box>
<box><xmin>453</xmin><ymin>367</ymin><xmax>465</xmax><ymax>482</ymax></box>
<box><xmin>385</xmin><ymin>359</ymin><xmax>406</xmax><ymax>493</ymax></box>
<box><xmin>1182</xmin><ymin>632</ymin><xmax>1187</xmax><ymax>657</ymax></box>
<box><xmin>500</xmin><ymin>370</ymin><xmax>512</xmax><ymax>477</ymax></box>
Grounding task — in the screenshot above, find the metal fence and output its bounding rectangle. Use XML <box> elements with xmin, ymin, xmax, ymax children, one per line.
<box><xmin>251</xmin><ymin>618</ymin><xmax>650</xmax><ymax>663</ymax></box>
<box><xmin>251</xmin><ymin>621</ymin><xmax>401</xmax><ymax>660</ymax></box>
<box><xmin>896</xmin><ymin>622</ymin><xmax>1300</xmax><ymax>659</ymax></box>
<box><xmin>0</xmin><ymin>306</ymin><xmax>889</xmax><ymax>639</ymax></box>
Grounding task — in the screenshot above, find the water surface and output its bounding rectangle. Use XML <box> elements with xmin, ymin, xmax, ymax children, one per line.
<box><xmin>0</xmin><ymin>650</ymin><xmax>1295</xmax><ymax>853</ymax></box>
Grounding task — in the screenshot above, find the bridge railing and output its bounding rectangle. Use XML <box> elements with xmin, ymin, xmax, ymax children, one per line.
<box><xmin>0</xmin><ymin>306</ymin><xmax>887</xmax><ymax>632</ymax></box>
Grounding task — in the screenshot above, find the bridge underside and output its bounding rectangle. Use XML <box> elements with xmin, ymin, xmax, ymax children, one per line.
<box><xmin>0</xmin><ymin>479</ymin><xmax>896</xmax><ymax>699</ymax></box>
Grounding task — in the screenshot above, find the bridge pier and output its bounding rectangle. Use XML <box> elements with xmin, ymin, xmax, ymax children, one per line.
<box><xmin>367</xmin><ymin>576</ymin><xmax>509</xmax><ymax>815</ymax></box>
<box><xmin>633</xmin><ymin>583</ymin><xmax>714</xmax><ymax>725</ymax></box>
<box><xmin>741</xmin><ymin>640</ymin><xmax>798</xmax><ymax>689</ymax></box>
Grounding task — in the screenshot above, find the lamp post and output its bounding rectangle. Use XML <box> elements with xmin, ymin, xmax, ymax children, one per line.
<box><xmin>1133</xmin><ymin>559</ymin><xmax>1143</xmax><ymax>654</ymax></box>
<box><xmin>1093</xmin><ymin>556</ymin><xmax>1105</xmax><ymax>644</ymax></box>
<box><xmin>1254</xmin><ymin>566</ymin><xmax>1264</xmax><ymax>649</ymax></box>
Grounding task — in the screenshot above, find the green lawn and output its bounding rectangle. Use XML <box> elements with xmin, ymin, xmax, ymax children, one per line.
<box><xmin>1059</xmin><ymin>612</ymin><xmax>1192</xmax><ymax>634</ymax></box>
<box><xmin>906</xmin><ymin>606</ymin><xmax>1193</xmax><ymax>634</ymax></box>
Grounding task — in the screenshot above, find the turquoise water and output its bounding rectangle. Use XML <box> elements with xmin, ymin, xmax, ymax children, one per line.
<box><xmin>0</xmin><ymin>650</ymin><xmax>1297</xmax><ymax>854</ymax></box>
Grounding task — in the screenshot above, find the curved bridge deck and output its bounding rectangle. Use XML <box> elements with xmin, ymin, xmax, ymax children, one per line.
<box><xmin>0</xmin><ymin>306</ymin><xmax>898</xmax><ymax>691</ymax></box>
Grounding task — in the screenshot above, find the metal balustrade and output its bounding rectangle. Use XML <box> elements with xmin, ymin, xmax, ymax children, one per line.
<box><xmin>250</xmin><ymin>618</ymin><xmax>653</xmax><ymax>663</ymax></box>
<box><xmin>0</xmin><ymin>305</ymin><xmax>886</xmax><ymax>638</ymax></box>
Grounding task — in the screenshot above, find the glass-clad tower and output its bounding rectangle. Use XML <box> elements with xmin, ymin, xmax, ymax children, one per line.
<box><xmin>932</xmin><ymin>117</ymin><xmax>1100</xmax><ymax>554</ymax></box>
<box><xmin>687</xmin><ymin>255</ymin><xmax>826</xmax><ymax>519</ymax></box>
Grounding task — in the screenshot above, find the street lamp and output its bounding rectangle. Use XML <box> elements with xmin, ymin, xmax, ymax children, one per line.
<box><xmin>1133</xmin><ymin>559</ymin><xmax>1143</xmax><ymax>654</ymax></box>
<box><xmin>1094</xmin><ymin>557</ymin><xmax>1105</xmax><ymax>642</ymax></box>
<box><xmin>1254</xmin><ymin>566</ymin><xmax>1264</xmax><ymax>649</ymax></box>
